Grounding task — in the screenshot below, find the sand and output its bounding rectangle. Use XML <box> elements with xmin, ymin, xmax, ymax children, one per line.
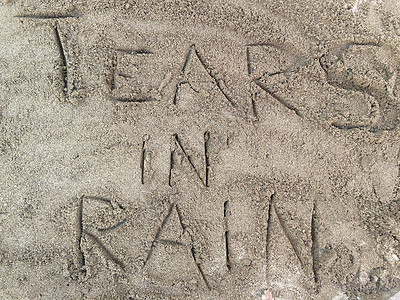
<box><xmin>1</xmin><ymin>0</ymin><xmax>400</xmax><ymax>299</ymax></box>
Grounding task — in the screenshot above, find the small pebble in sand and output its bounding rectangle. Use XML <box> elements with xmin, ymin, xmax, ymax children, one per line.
<box><xmin>262</xmin><ymin>289</ymin><xmax>273</xmax><ymax>300</ymax></box>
